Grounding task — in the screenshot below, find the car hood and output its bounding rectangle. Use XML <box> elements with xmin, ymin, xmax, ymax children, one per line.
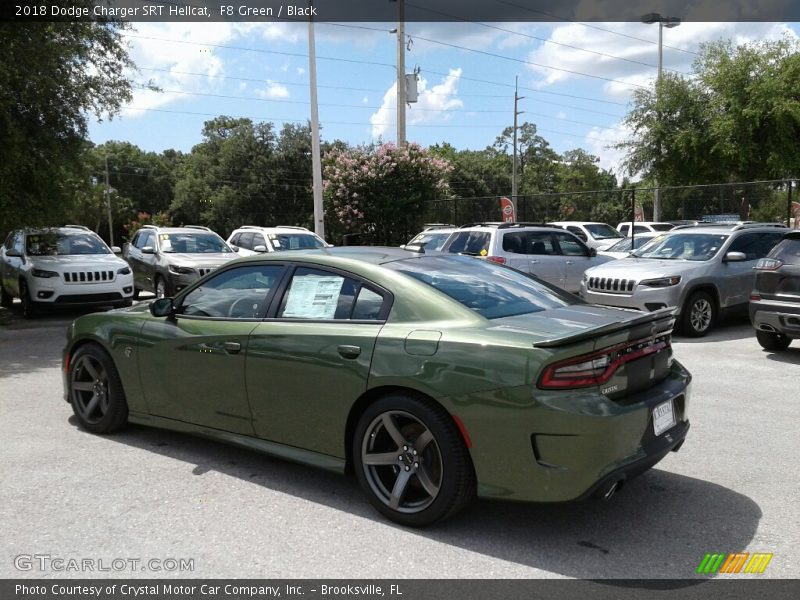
<box><xmin>31</xmin><ymin>255</ymin><xmax>127</xmax><ymax>269</ymax></box>
<box><xmin>586</xmin><ymin>257</ymin><xmax>703</xmax><ymax>280</ymax></box>
<box><xmin>164</xmin><ymin>253</ymin><xmax>237</xmax><ymax>266</ymax></box>
<box><xmin>592</xmin><ymin>239</ymin><xmax>623</xmax><ymax>251</ymax></box>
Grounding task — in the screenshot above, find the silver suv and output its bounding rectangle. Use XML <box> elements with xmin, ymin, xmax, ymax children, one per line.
<box><xmin>440</xmin><ymin>222</ymin><xmax>613</xmax><ymax>293</ymax></box>
<box><xmin>581</xmin><ymin>223</ymin><xmax>788</xmax><ymax>336</ymax></box>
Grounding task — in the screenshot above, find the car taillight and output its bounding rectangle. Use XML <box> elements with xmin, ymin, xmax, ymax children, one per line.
<box><xmin>486</xmin><ymin>256</ymin><xmax>506</xmax><ymax>264</ymax></box>
<box><xmin>755</xmin><ymin>258</ymin><xmax>782</xmax><ymax>270</ymax></box>
<box><xmin>538</xmin><ymin>336</ymin><xmax>669</xmax><ymax>390</ymax></box>
<box><xmin>750</xmin><ymin>293</ymin><xmax>762</xmax><ymax>301</ymax></box>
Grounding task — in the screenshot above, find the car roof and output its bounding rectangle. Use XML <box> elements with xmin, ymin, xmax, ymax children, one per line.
<box><xmin>551</xmin><ymin>221</ymin><xmax>605</xmax><ymax>226</ymax></box>
<box><xmin>232</xmin><ymin>225</ymin><xmax>315</xmax><ymax>233</ymax></box>
<box><xmin>21</xmin><ymin>226</ymin><xmax>96</xmax><ymax>236</ymax></box>
<box><xmin>235</xmin><ymin>246</ymin><xmax>422</xmax><ymax>266</ymax></box>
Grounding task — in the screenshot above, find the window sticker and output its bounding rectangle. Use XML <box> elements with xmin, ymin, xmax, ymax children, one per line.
<box><xmin>160</xmin><ymin>234</ymin><xmax>169</xmax><ymax>240</ymax></box>
<box><xmin>283</xmin><ymin>275</ymin><xmax>344</xmax><ymax>319</ymax></box>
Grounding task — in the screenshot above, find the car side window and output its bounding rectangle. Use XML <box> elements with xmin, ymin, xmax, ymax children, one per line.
<box><xmin>525</xmin><ymin>232</ymin><xmax>557</xmax><ymax>255</ymax></box>
<box><xmin>135</xmin><ymin>231</ymin><xmax>153</xmax><ymax>250</ymax></box>
<box><xmin>229</xmin><ymin>233</ymin><xmax>241</xmax><ymax>246</ymax></box>
<box><xmin>757</xmin><ymin>232</ymin><xmax>786</xmax><ymax>258</ymax></box>
<box><xmin>501</xmin><ymin>232</ymin><xmax>526</xmax><ymax>254</ymax></box>
<box><xmin>4</xmin><ymin>232</ymin><xmax>15</xmax><ymax>250</ymax></box>
<box><xmin>351</xmin><ymin>287</ymin><xmax>387</xmax><ymax>321</ymax></box>
<box><xmin>619</xmin><ymin>224</ymin><xmax>630</xmax><ymax>235</ymax></box>
<box><xmin>728</xmin><ymin>233</ymin><xmax>764</xmax><ymax>261</ymax></box>
<box><xmin>238</xmin><ymin>232</ymin><xmax>254</xmax><ymax>250</ymax></box>
<box><xmin>554</xmin><ymin>232</ymin><xmax>588</xmax><ymax>256</ymax></box>
<box><xmin>278</xmin><ymin>267</ymin><xmax>369</xmax><ymax>320</ymax></box>
<box><xmin>567</xmin><ymin>226</ymin><xmax>588</xmax><ymax>242</ymax></box>
<box><xmin>633</xmin><ymin>225</ymin><xmax>649</xmax><ymax>234</ymax></box>
<box><xmin>180</xmin><ymin>265</ymin><xmax>285</xmax><ymax>319</ymax></box>
<box><xmin>252</xmin><ymin>233</ymin><xmax>267</xmax><ymax>249</ymax></box>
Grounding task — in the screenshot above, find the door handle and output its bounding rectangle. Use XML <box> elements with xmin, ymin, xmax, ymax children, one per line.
<box><xmin>337</xmin><ymin>344</ymin><xmax>361</xmax><ymax>359</ymax></box>
<box><xmin>222</xmin><ymin>341</ymin><xmax>241</xmax><ymax>354</ymax></box>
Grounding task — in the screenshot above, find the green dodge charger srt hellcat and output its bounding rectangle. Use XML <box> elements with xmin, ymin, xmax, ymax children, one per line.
<box><xmin>63</xmin><ymin>247</ymin><xmax>691</xmax><ymax>526</ymax></box>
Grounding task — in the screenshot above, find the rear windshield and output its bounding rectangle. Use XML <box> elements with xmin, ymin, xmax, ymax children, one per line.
<box><xmin>585</xmin><ymin>224</ymin><xmax>623</xmax><ymax>240</ymax></box>
<box><xmin>268</xmin><ymin>233</ymin><xmax>326</xmax><ymax>251</ymax></box>
<box><xmin>769</xmin><ymin>236</ymin><xmax>800</xmax><ymax>263</ymax></box>
<box><xmin>26</xmin><ymin>233</ymin><xmax>110</xmax><ymax>256</ymax></box>
<box><xmin>160</xmin><ymin>233</ymin><xmax>232</xmax><ymax>254</ymax></box>
<box><xmin>386</xmin><ymin>255</ymin><xmax>573</xmax><ymax>319</ymax></box>
<box><xmin>406</xmin><ymin>232</ymin><xmax>452</xmax><ymax>251</ymax></box>
<box><xmin>443</xmin><ymin>231</ymin><xmax>491</xmax><ymax>256</ymax></box>
<box><xmin>632</xmin><ymin>233</ymin><xmax>728</xmax><ymax>261</ymax></box>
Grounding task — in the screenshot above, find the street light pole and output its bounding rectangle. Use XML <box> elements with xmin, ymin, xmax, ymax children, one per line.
<box><xmin>104</xmin><ymin>154</ymin><xmax>114</xmax><ymax>248</ymax></box>
<box><xmin>395</xmin><ymin>0</ymin><xmax>406</xmax><ymax>146</ymax></box>
<box><xmin>512</xmin><ymin>76</ymin><xmax>524</xmax><ymax>213</ymax></box>
<box><xmin>307</xmin><ymin>2</ymin><xmax>325</xmax><ymax>239</ymax></box>
<box><xmin>641</xmin><ymin>13</ymin><xmax>680</xmax><ymax>222</ymax></box>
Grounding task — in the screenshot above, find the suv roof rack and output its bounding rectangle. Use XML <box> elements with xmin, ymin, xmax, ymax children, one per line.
<box><xmin>423</xmin><ymin>223</ymin><xmax>456</xmax><ymax>231</ymax></box>
<box><xmin>732</xmin><ymin>222</ymin><xmax>788</xmax><ymax>231</ymax></box>
<box><xmin>63</xmin><ymin>224</ymin><xmax>90</xmax><ymax>231</ymax></box>
<box><xmin>459</xmin><ymin>222</ymin><xmax>559</xmax><ymax>230</ymax></box>
<box><xmin>183</xmin><ymin>225</ymin><xmax>212</xmax><ymax>231</ymax></box>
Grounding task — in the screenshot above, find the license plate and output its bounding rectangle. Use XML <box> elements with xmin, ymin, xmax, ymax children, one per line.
<box><xmin>652</xmin><ymin>400</ymin><xmax>676</xmax><ymax>436</ymax></box>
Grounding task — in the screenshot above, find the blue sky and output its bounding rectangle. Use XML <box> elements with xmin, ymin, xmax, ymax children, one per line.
<box><xmin>88</xmin><ymin>20</ymin><xmax>799</xmax><ymax>178</ymax></box>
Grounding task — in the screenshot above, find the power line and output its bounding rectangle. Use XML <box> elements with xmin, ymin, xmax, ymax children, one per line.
<box><xmin>403</xmin><ymin>3</ymin><xmax>690</xmax><ymax>75</ymax></box>
<box><xmin>494</xmin><ymin>0</ymin><xmax>700</xmax><ymax>56</ymax></box>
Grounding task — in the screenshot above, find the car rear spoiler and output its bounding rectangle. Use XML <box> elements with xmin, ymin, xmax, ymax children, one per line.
<box><xmin>532</xmin><ymin>307</ymin><xmax>677</xmax><ymax>348</ymax></box>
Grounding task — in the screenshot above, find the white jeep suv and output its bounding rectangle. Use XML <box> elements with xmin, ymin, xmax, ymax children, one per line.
<box><xmin>227</xmin><ymin>225</ymin><xmax>328</xmax><ymax>256</ymax></box>
<box><xmin>0</xmin><ymin>226</ymin><xmax>134</xmax><ymax>318</ymax></box>
<box><xmin>440</xmin><ymin>222</ymin><xmax>614</xmax><ymax>293</ymax></box>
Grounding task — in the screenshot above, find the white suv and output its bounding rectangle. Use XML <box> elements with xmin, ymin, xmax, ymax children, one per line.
<box><xmin>0</xmin><ymin>226</ymin><xmax>134</xmax><ymax>318</ymax></box>
<box><xmin>440</xmin><ymin>223</ymin><xmax>613</xmax><ymax>293</ymax></box>
<box><xmin>227</xmin><ymin>226</ymin><xmax>328</xmax><ymax>256</ymax></box>
<box><xmin>549</xmin><ymin>221</ymin><xmax>625</xmax><ymax>250</ymax></box>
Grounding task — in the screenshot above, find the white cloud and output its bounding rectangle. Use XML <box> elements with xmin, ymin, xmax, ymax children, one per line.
<box><xmin>297</xmin><ymin>67</ymin><xmax>306</xmax><ymax>76</ymax></box>
<box><xmin>370</xmin><ymin>68</ymin><xmax>464</xmax><ymax>139</ymax></box>
<box><xmin>585</xmin><ymin>121</ymin><xmax>634</xmax><ymax>180</ymax></box>
<box><xmin>257</xmin><ymin>81</ymin><xmax>290</xmax><ymax>100</ymax></box>
<box><xmin>362</xmin><ymin>96</ymin><xmax>369</xmax><ymax>104</ymax></box>
<box><xmin>556</xmin><ymin>110</ymin><xmax>567</xmax><ymax>119</ymax></box>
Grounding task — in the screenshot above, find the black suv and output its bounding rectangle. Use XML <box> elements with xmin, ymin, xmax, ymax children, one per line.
<box><xmin>749</xmin><ymin>231</ymin><xmax>800</xmax><ymax>351</ymax></box>
<box><xmin>123</xmin><ymin>225</ymin><xmax>238</xmax><ymax>298</ymax></box>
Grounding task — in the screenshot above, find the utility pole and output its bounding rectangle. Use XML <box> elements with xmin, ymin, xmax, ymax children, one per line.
<box><xmin>104</xmin><ymin>154</ymin><xmax>114</xmax><ymax>248</ymax></box>
<box><xmin>395</xmin><ymin>0</ymin><xmax>406</xmax><ymax>146</ymax></box>
<box><xmin>512</xmin><ymin>76</ymin><xmax>524</xmax><ymax>214</ymax></box>
<box><xmin>308</xmin><ymin>2</ymin><xmax>325</xmax><ymax>239</ymax></box>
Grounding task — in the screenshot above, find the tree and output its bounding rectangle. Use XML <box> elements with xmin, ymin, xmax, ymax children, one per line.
<box><xmin>0</xmin><ymin>8</ymin><xmax>136</xmax><ymax>234</ymax></box>
<box><xmin>620</xmin><ymin>36</ymin><xmax>800</xmax><ymax>186</ymax></box>
<box><xmin>323</xmin><ymin>143</ymin><xmax>452</xmax><ymax>245</ymax></box>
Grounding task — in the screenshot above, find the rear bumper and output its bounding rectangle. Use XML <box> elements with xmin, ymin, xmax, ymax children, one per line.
<box><xmin>448</xmin><ymin>360</ymin><xmax>691</xmax><ymax>502</ymax></box>
<box><xmin>749</xmin><ymin>299</ymin><xmax>800</xmax><ymax>338</ymax></box>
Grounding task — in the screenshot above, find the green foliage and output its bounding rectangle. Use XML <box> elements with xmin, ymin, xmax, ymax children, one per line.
<box><xmin>620</xmin><ymin>36</ymin><xmax>800</xmax><ymax>185</ymax></box>
<box><xmin>323</xmin><ymin>143</ymin><xmax>451</xmax><ymax>245</ymax></box>
<box><xmin>0</xmin><ymin>8</ymin><xmax>135</xmax><ymax>235</ymax></box>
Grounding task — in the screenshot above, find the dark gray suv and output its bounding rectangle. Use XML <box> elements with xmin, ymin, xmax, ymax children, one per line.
<box><xmin>750</xmin><ymin>231</ymin><xmax>800</xmax><ymax>351</ymax></box>
<box><xmin>123</xmin><ymin>225</ymin><xmax>238</xmax><ymax>298</ymax></box>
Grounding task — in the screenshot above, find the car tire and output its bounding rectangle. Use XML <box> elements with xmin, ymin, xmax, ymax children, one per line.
<box><xmin>0</xmin><ymin>281</ymin><xmax>12</xmax><ymax>308</ymax></box>
<box><xmin>155</xmin><ymin>276</ymin><xmax>168</xmax><ymax>299</ymax></box>
<box><xmin>680</xmin><ymin>291</ymin><xmax>716</xmax><ymax>337</ymax></box>
<box><xmin>19</xmin><ymin>280</ymin><xmax>39</xmax><ymax>319</ymax></box>
<box><xmin>353</xmin><ymin>394</ymin><xmax>475</xmax><ymax>527</ymax></box>
<box><xmin>132</xmin><ymin>287</ymin><xmax>140</xmax><ymax>300</ymax></box>
<box><xmin>756</xmin><ymin>329</ymin><xmax>791</xmax><ymax>351</ymax></box>
<box><xmin>68</xmin><ymin>344</ymin><xmax>128</xmax><ymax>434</ymax></box>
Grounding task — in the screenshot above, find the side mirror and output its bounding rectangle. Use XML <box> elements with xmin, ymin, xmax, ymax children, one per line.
<box><xmin>230</xmin><ymin>245</ymin><xmax>240</xmax><ymax>252</ymax></box>
<box><xmin>111</xmin><ymin>246</ymin><xmax>122</xmax><ymax>254</ymax></box>
<box><xmin>5</xmin><ymin>248</ymin><xmax>22</xmax><ymax>258</ymax></box>
<box><xmin>149</xmin><ymin>297</ymin><xmax>175</xmax><ymax>317</ymax></box>
<box><xmin>589</xmin><ymin>247</ymin><xmax>597</xmax><ymax>257</ymax></box>
<box><xmin>253</xmin><ymin>245</ymin><xmax>268</xmax><ymax>253</ymax></box>
<box><xmin>723</xmin><ymin>251</ymin><xmax>747</xmax><ymax>262</ymax></box>
<box><xmin>141</xmin><ymin>246</ymin><xmax>156</xmax><ymax>255</ymax></box>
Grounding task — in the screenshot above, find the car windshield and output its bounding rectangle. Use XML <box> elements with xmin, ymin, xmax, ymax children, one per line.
<box><xmin>584</xmin><ymin>224</ymin><xmax>624</xmax><ymax>240</ymax></box>
<box><xmin>387</xmin><ymin>255</ymin><xmax>573</xmax><ymax>319</ymax></box>
<box><xmin>26</xmin><ymin>232</ymin><xmax>110</xmax><ymax>256</ymax></box>
<box><xmin>605</xmin><ymin>237</ymin><xmax>634</xmax><ymax>252</ymax></box>
<box><xmin>631</xmin><ymin>233</ymin><xmax>728</xmax><ymax>261</ymax></box>
<box><xmin>406</xmin><ymin>232</ymin><xmax>452</xmax><ymax>251</ymax></box>
<box><xmin>160</xmin><ymin>233</ymin><xmax>232</xmax><ymax>253</ymax></box>
<box><xmin>443</xmin><ymin>231</ymin><xmax>491</xmax><ymax>256</ymax></box>
<box><xmin>267</xmin><ymin>233</ymin><xmax>326</xmax><ymax>251</ymax></box>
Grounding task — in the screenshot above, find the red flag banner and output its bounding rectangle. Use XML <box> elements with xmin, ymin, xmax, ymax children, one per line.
<box><xmin>500</xmin><ymin>197</ymin><xmax>516</xmax><ymax>223</ymax></box>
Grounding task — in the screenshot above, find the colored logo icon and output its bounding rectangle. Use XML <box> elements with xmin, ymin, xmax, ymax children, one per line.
<box><xmin>697</xmin><ymin>552</ymin><xmax>773</xmax><ymax>574</ymax></box>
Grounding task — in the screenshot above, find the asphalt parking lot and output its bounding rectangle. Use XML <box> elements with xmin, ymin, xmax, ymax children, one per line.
<box><xmin>1</xmin><ymin>299</ymin><xmax>798</xmax><ymax>580</ymax></box>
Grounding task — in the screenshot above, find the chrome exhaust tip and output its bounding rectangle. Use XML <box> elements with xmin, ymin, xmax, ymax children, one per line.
<box><xmin>759</xmin><ymin>324</ymin><xmax>777</xmax><ymax>332</ymax></box>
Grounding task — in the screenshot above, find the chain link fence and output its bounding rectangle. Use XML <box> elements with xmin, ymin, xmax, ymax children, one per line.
<box><xmin>425</xmin><ymin>180</ymin><xmax>797</xmax><ymax>228</ymax></box>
